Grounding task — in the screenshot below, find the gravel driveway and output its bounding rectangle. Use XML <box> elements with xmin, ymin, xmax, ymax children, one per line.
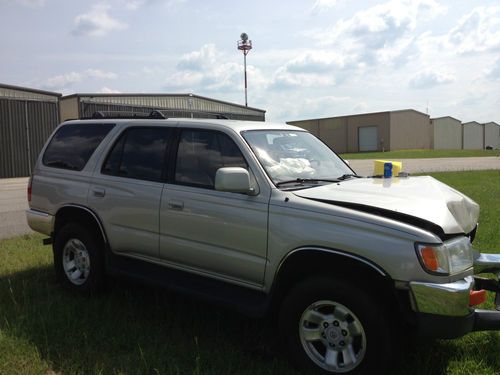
<box><xmin>1</xmin><ymin>156</ymin><xmax>499</xmax><ymax>240</ymax></box>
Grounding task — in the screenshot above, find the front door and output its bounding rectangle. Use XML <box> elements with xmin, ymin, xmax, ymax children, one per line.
<box><xmin>159</xmin><ymin>129</ymin><xmax>268</xmax><ymax>287</ymax></box>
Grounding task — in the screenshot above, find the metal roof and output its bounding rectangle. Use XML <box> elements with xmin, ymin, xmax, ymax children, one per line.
<box><xmin>0</xmin><ymin>83</ymin><xmax>61</xmax><ymax>101</ymax></box>
<box><xmin>61</xmin><ymin>92</ymin><xmax>265</xmax><ymax>115</ymax></box>
<box><xmin>430</xmin><ymin>116</ymin><xmax>462</xmax><ymax>123</ymax></box>
<box><xmin>288</xmin><ymin>108</ymin><xmax>429</xmax><ymax>123</ymax></box>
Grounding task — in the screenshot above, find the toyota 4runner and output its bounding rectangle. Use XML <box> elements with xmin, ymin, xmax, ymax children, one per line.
<box><xmin>26</xmin><ymin>115</ymin><xmax>500</xmax><ymax>374</ymax></box>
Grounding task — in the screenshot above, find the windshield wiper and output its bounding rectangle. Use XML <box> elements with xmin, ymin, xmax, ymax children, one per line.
<box><xmin>276</xmin><ymin>178</ymin><xmax>340</xmax><ymax>187</ymax></box>
<box><xmin>337</xmin><ymin>174</ymin><xmax>362</xmax><ymax>180</ymax></box>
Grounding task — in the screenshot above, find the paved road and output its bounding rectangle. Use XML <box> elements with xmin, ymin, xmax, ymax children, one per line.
<box><xmin>348</xmin><ymin>156</ymin><xmax>500</xmax><ymax>176</ymax></box>
<box><xmin>0</xmin><ymin>177</ymin><xmax>32</xmax><ymax>240</ymax></box>
<box><xmin>1</xmin><ymin>156</ymin><xmax>499</xmax><ymax>240</ymax></box>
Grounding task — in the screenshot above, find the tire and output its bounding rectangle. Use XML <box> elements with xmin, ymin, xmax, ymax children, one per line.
<box><xmin>53</xmin><ymin>222</ymin><xmax>105</xmax><ymax>294</ymax></box>
<box><xmin>278</xmin><ymin>277</ymin><xmax>395</xmax><ymax>374</ymax></box>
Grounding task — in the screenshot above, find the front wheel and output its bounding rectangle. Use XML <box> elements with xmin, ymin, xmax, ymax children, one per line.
<box><xmin>53</xmin><ymin>223</ymin><xmax>105</xmax><ymax>294</ymax></box>
<box><xmin>279</xmin><ymin>277</ymin><xmax>395</xmax><ymax>374</ymax></box>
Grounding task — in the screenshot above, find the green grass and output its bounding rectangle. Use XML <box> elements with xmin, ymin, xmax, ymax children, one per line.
<box><xmin>340</xmin><ymin>149</ymin><xmax>500</xmax><ymax>160</ymax></box>
<box><xmin>1</xmin><ymin>170</ymin><xmax>499</xmax><ymax>375</ymax></box>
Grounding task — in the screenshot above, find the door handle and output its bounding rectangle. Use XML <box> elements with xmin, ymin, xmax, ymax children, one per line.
<box><xmin>168</xmin><ymin>200</ymin><xmax>184</xmax><ymax>210</ymax></box>
<box><xmin>92</xmin><ymin>187</ymin><xmax>106</xmax><ymax>198</ymax></box>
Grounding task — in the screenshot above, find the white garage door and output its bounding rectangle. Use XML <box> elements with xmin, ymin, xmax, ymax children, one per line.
<box><xmin>358</xmin><ymin>126</ymin><xmax>378</xmax><ymax>151</ymax></box>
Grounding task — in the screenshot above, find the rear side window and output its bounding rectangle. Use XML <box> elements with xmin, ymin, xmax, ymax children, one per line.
<box><xmin>43</xmin><ymin>123</ymin><xmax>115</xmax><ymax>171</ymax></box>
<box><xmin>102</xmin><ymin>127</ymin><xmax>170</xmax><ymax>182</ymax></box>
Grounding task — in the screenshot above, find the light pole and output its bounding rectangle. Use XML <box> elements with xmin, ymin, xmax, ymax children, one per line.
<box><xmin>237</xmin><ymin>32</ymin><xmax>252</xmax><ymax>107</ymax></box>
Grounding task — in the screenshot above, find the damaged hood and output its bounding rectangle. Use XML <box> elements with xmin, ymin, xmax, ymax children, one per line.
<box><xmin>292</xmin><ymin>176</ymin><xmax>479</xmax><ymax>235</ymax></box>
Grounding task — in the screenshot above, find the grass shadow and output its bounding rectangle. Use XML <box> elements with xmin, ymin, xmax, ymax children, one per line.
<box><xmin>0</xmin><ymin>265</ymin><xmax>293</xmax><ymax>375</ymax></box>
<box><xmin>1</xmin><ymin>264</ymin><xmax>499</xmax><ymax>374</ymax></box>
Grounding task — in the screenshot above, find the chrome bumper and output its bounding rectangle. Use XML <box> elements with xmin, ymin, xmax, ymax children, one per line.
<box><xmin>410</xmin><ymin>276</ymin><xmax>474</xmax><ymax>317</ymax></box>
<box><xmin>26</xmin><ymin>208</ymin><xmax>54</xmax><ymax>236</ymax></box>
<box><xmin>474</xmin><ymin>252</ymin><xmax>500</xmax><ymax>274</ymax></box>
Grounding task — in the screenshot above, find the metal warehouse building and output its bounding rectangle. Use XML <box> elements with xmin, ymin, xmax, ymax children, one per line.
<box><xmin>287</xmin><ymin>109</ymin><xmax>431</xmax><ymax>153</ymax></box>
<box><xmin>59</xmin><ymin>93</ymin><xmax>265</xmax><ymax>122</ymax></box>
<box><xmin>462</xmin><ymin>121</ymin><xmax>484</xmax><ymax>150</ymax></box>
<box><xmin>0</xmin><ymin>84</ymin><xmax>266</xmax><ymax>178</ymax></box>
<box><xmin>430</xmin><ymin>116</ymin><xmax>462</xmax><ymax>150</ymax></box>
<box><xmin>0</xmin><ymin>84</ymin><xmax>61</xmax><ymax>178</ymax></box>
<box><xmin>483</xmin><ymin>122</ymin><xmax>500</xmax><ymax>149</ymax></box>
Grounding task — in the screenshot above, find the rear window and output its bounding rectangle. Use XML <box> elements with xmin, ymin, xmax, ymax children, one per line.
<box><xmin>43</xmin><ymin>123</ymin><xmax>115</xmax><ymax>171</ymax></box>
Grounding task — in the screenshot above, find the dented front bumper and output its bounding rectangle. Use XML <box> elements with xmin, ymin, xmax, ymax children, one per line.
<box><xmin>408</xmin><ymin>252</ymin><xmax>500</xmax><ymax>338</ymax></box>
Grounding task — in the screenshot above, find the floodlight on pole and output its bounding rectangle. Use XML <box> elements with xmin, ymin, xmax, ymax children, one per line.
<box><xmin>237</xmin><ymin>32</ymin><xmax>252</xmax><ymax>107</ymax></box>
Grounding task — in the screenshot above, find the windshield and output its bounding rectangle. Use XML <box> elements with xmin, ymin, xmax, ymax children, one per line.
<box><xmin>242</xmin><ymin>130</ymin><xmax>352</xmax><ymax>185</ymax></box>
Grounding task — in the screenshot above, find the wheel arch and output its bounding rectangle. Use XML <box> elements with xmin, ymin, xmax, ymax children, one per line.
<box><xmin>54</xmin><ymin>205</ymin><xmax>108</xmax><ymax>244</ymax></box>
<box><xmin>269</xmin><ymin>247</ymin><xmax>400</xmax><ymax>315</ymax></box>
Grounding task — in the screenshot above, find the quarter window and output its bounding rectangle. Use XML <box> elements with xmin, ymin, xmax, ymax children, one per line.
<box><xmin>174</xmin><ymin>130</ymin><xmax>247</xmax><ymax>189</ymax></box>
<box><xmin>102</xmin><ymin>127</ymin><xmax>170</xmax><ymax>182</ymax></box>
<box><xmin>43</xmin><ymin>123</ymin><xmax>115</xmax><ymax>171</ymax></box>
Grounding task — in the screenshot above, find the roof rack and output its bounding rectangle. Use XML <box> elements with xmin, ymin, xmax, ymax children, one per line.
<box><xmin>151</xmin><ymin>109</ymin><xmax>229</xmax><ymax>120</ymax></box>
<box><xmin>86</xmin><ymin>110</ymin><xmax>229</xmax><ymax>120</ymax></box>
<box><xmin>89</xmin><ymin>111</ymin><xmax>164</xmax><ymax>119</ymax></box>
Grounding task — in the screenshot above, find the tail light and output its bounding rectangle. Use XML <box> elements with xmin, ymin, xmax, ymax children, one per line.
<box><xmin>27</xmin><ymin>176</ymin><xmax>33</xmax><ymax>202</ymax></box>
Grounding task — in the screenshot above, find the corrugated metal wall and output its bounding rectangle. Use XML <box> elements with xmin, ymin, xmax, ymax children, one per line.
<box><xmin>431</xmin><ymin>117</ymin><xmax>462</xmax><ymax>150</ymax></box>
<box><xmin>0</xmin><ymin>98</ymin><xmax>59</xmax><ymax>178</ymax></box>
<box><xmin>463</xmin><ymin>122</ymin><xmax>484</xmax><ymax>150</ymax></box>
<box><xmin>79</xmin><ymin>101</ymin><xmax>264</xmax><ymax>121</ymax></box>
<box><xmin>484</xmin><ymin>122</ymin><xmax>500</xmax><ymax>149</ymax></box>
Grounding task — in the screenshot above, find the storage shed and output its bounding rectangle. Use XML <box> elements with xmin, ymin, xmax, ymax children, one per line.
<box><xmin>59</xmin><ymin>93</ymin><xmax>265</xmax><ymax>122</ymax></box>
<box><xmin>287</xmin><ymin>109</ymin><xmax>431</xmax><ymax>153</ymax></box>
<box><xmin>430</xmin><ymin>116</ymin><xmax>462</xmax><ymax>150</ymax></box>
<box><xmin>483</xmin><ymin>122</ymin><xmax>500</xmax><ymax>149</ymax></box>
<box><xmin>462</xmin><ymin>121</ymin><xmax>484</xmax><ymax>150</ymax></box>
<box><xmin>0</xmin><ymin>83</ymin><xmax>61</xmax><ymax>178</ymax></box>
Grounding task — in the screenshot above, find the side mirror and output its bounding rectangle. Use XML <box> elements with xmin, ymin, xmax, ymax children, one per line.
<box><xmin>215</xmin><ymin>167</ymin><xmax>255</xmax><ymax>195</ymax></box>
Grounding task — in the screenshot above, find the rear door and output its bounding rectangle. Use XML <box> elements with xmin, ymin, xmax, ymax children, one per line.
<box><xmin>159</xmin><ymin>128</ymin><xmax>269</xmax><ymax>286</ymax></box>
<box><xmin>89</xmin><ymin>126</ymin><xmax>171</xmax><ymax>259</ymax></box>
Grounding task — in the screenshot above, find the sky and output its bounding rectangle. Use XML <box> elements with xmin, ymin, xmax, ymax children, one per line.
<box><xmin>0</xmin><ymin>0</ymin><xmax>499</xmax><ymax>123</ymax></box>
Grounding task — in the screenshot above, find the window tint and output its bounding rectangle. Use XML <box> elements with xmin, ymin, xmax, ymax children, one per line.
<box><xmin>102</xmin><ymin>127</ymin><xmax>170</xmax><ymax>182</ymax></box>
<box><xmin>43</xmin><ymin>123</ymin><xmax>115</xmax><ymax>171</ymax></box>
<box><xmin>175</xmin><ymin>130</ymin><xmax>247</xmax><ymax>188</ymax></box>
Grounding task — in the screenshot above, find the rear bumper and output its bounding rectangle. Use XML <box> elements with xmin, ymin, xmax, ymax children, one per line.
<box><xmin>26</xmin><ymin>208</ymin><xmax>54</xmax><ymax>236</ymax></box>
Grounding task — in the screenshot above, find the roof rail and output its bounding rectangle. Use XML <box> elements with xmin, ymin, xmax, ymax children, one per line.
<box><xmin>86</xmin><ymin>109</ymin><xmax>230</xmax><ymax>120</ymax></box>
<box><xmin>152</xmin><ymin>109</ymin><xmax>229</xmax><ymax>119</ymax></box>
<box><xmin>89</xmin><ymin>111</ymin><xmax>163</xmax><ymax>119</ymax></box>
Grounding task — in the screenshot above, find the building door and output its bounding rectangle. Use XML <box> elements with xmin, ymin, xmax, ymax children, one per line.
<box><xmin>358</xmin><ymin>126</ymin><xmax>378</xmax><ymax>151</ymax></box>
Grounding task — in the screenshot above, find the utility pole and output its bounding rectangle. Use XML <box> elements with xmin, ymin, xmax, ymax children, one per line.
<box><xmin>237</xmin><ymin>33</ymin><xmax>252</xmax><ymax>107</ymax></box>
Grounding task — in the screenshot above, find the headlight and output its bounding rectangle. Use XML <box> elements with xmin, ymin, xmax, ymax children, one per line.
<box><xmin>416</xmin><ymin>237</ymin><xmax>473</xmax><ymax>275</ymax></box>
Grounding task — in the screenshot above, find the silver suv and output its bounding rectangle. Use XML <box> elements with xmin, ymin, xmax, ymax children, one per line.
<box><xmin>27</xmin><ymin>116</ymin><xmax>500</xmax><ymax>374</ymax></box>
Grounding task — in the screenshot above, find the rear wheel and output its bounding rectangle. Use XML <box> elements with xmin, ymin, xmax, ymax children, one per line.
<box><xmin>279</xmin><ymin>277</ymin><xmax>395</xmax><ymax>374</ymax></box>
<box><xmin>53</xmin><ymin>223</ymin><xmax>105</xmax><ymax>294</ymax></box>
